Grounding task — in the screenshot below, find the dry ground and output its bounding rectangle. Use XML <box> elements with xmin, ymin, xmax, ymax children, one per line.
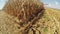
<box><xmin>0</xmin><ymin>8</ymin><xmax>60</xmax><ymax>34</ymax></box>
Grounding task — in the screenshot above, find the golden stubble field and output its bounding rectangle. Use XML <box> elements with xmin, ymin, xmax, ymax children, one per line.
<box><xmin>0</xmin><ymin>8</ymin><xmax>60</xmax><ymax>34</ymax></box>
